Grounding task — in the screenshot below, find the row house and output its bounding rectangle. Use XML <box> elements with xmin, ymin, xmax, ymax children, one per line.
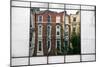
<box><xmin>30</xmin><ymin>9</ymin><xmax>80</xmax><ymax>56</ymax></box>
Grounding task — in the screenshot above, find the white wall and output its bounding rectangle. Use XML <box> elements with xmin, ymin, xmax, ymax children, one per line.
<box><xmin>0</xmin><ymin>0</ymin><xmax>99</xmax><ymax>67</ymax></box>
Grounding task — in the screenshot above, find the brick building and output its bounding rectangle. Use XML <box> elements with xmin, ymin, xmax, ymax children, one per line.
<box><xmin>30</xmin><ymin>9</ymin><xmax>80</xmax><ymax>56</ymax></box>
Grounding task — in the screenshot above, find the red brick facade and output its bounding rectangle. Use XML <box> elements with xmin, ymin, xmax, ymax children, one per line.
<box><xmin>33</xmin><ymin>10</ymin><xmax>65</xmax><ymax>55</ymax></box>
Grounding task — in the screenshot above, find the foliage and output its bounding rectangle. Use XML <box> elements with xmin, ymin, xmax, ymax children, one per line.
<box><xmin>69</xmin><ymin>32</ymin><xmax>80</xmax><ymax>54</ymax></box>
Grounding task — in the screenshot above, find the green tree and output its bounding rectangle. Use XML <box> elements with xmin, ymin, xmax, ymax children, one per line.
<box><xmin>70</xmin><ymin>32</ymin><xmax>80</xmax><ymax>54</ymax></box>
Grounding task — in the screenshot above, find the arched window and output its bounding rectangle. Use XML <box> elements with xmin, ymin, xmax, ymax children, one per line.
<box><xmin>47</xmin><ymin>15</ymin><xmax>51</xmax><ymax>23</ymax></box>
<box><xmin>56</xmin><ymin>25</ymin><xmax>60</xmax><ymax>36</ymax></box>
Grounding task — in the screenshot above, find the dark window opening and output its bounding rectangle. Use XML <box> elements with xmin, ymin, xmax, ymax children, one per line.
<box><xmin>73</xmin><ymin>17</ymin><xmax>76</xmax><ymax>21</ymax></box>
<box><xmin>39</xmin><ymin>41</ymin><xmax>42</xmax><ymax>51</ymax></box>
<box><xmin>38</xmin><ymin>25</ymin><xmax>42</xmax><ymax>35</ymax></box>
<box><xmin>48</xmin><ymin>41</ymin><xmax>50</xmax><ymax>49</ymax></box>
<box><xmin>38</xmin><ymin>16</ymin><xmax>42</xmax><ymax>22</ymax></box>
<box><xmin>57</xmin><ymin>41</ymin><xmax>60</xmax><ymax>50</ymax></box>
<box><xmin>47</xmin><ymin>15</ymin><xmax>51</xmax><ymax>23</ymax></box>
<box><xmin>47</xmin><ymin>26</ymin><xmax>50</xmax><ymax>36</ymax></box>
<box><xmin>57</xmin><ymin>31</ymin><xmax>60</xmax><ymax>35</ymax></box>
<box><xmin>73</xmin><ymin>28</ymin><xmax>76</xmax><ymax>32</ymax></box>
<box><xmin>57</xmin><ymin>26</ymin><xmax>59</xmax><ymax>28</ymax></box>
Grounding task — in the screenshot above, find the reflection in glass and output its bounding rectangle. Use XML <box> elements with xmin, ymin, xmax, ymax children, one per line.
<box><xmin>30</xmin><ymin>8</ymin><xmax>81</xmax><ymax>56</ymax></box>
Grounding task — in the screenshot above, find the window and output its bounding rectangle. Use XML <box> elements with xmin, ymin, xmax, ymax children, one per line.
<box><xmin>65</xmin><ymin>41</ymin><xmax>68</xmax><ymax>48</ymax></box>
<box><xmin>73</xmin><ymin>27</ymin><xmax>76</xmax><ymax>32</ymax></box>
<box><xmin>56</xmin><ymin>16</ymin><xmax>60</xmax><ymax>23</ymax></box>
<box><xmin>38</xmin><ymin>16</ymin><xmax>42</xmax><ymax>23</ymax></box>
<box><xmin>38</xmin><ymin>25</ymin><xmax>42</xmax><ymax>35</ymax></box>
<box><xmin>47</xmin><ymin>25</ymin><xmax>51</xmax><ymax>36</ymax></box>
<box><xmin>39</xmin><ymin>41</ymin><xmax>42</xmax><ymax>51</ymax></box>
<box><xmin>57</xmin><ymin>25</ymin><xmax>59</xmax><ymax>28</ymax></box>
<box><xmin>57</xmin><ymin>31</ymin><xmax>60</xmax><ymax>35</ymax></box>
<box><xmin>56</xmin><ymin>25</ymin><xmax>60</xmax><ymax>36</ymax></box>
<box><xmin>47</xmin><ymin>41</ymin><xmax>50</xmax><ymax>49</ymax></box>
<box><xmin>65</xmin><ymin>25</ymin><xmax>68</xmax><ymax>29</ymax></box>
<box><xmin>65</xmin><ymin>32</ymin><xmax>68</xmax><ymax>36</ymax></box>
<box><xmin>47</xmin><ymin>40</ymin><xmax>51</xmax><ymax>52</ymax></box>
<box><xmin>57</xmin><ymin>40</ymin><xmax>60</xmax><ymax>50</ymax></box>
<box><xmin>73</xmin><ymin>17</ymin><xmax>76</xmax><ymax>21</ymax></box>
<box><xmin>47</xmin><ymin>15</ymin><xmax>51</xmax><ymax>23</ymax></box>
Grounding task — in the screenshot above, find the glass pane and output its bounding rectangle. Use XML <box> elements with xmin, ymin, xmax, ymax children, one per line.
<box><xmin>12</xmin><ymin>1</ymin><xmax>30</xmax><ymax>7</ymax></box>
<box><xmin>30</xmin><ymin>57</ymin><xmax>47</xmax><ymax>65</ymax></box>
<box><xmin>49</xmin><ymin>3</ymin><xmax>64</xmax><ymax>9</ymax></box>
<box><xmin>82</xmin><ymin>55</ymin><xmax>95</xmax><ymax>61</ymax></box>
<box><xmin>11</xmin><ymin>58</ymin><xmax>28</xmax><ymax>66</ymax></box>
<box><xmin>12</xmin><ymin>7</ymin><xmax>30</xmax><ymax>57</ymax></box>
<box><xmin>65</xmin><ymin>10</ymin><xmax>81</xmax><ymax>55</ymax></box>
<box><xmin>81</xmin><ymin>5</ymin><xmax>95</xmax><ymax>10</ymax></box>
<box><xmin>81</xmin><ymin>11</ymin><xmax>95</xmax><ymax>53</ymax></box>
<box><xmin>65</xmin><ymin>55</ymin><xmax>80</xmax><ymax>62</ymax></box>
<box><xmin>48</xmin><ymin>56</ymin><xmax>64</xmax><ymax>63</ymax></box>
<box><xmin>47</xmin><ymin>9</ymin><xmax>64</xmax><ymax>56</ymax></box>
<box><xmin>30</xmin><ymin>8</ymin><xmax>48</xmax><ymax>56</ymax></box>
<box><xmin>66</xmin><ymin>4</ymin><xmax>80</xmax><ymax>9</ymax></box>
<box><xmin>31</xmin><ymin>2</ymin><xmax>48</xmax><ymax>8</ymax></box>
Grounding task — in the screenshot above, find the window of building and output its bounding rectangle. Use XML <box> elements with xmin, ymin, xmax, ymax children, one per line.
<box><xmin>56</xmin><ymin>25</ymin><xmax>60</xmax><ymax>36</ymax></box>
<box><xmin>65</xmin><ymin>25</ymin><xmax>68</xmax><ymax>29</ymax></box>
<box><xmin>47</xmin><ymin>41</ymin><xmax>50</xmax><ymax>49</ymax></box>
<box><xmin>47</xmin><ymin>25</ymin><xmax>51</xmax><ymax>36</ymax></box>
<box><xmin>38</xmin><ymin>25</ymin><xmax>42</xmax><ymax>35</ymax></box>
<box><xmin>57</xmin><ymin>25</ymin><xmax>59</xmax><ymax>28</ymax></box>
<box><xmin>39</xmin><ymin>41</ymin><xmax>42</xmax><ymax>51</ymax></box>
<box><xmin>57</xmin><ymin>31</ymin><xmax>60</xmax><ymax>35</ymax></box>
<box><xmin>65</xmin><ymin>32</ymin><xmax>68</xmax><ymax>36</ymax></box>
<box><xmin>73</xmin><ymin>27</ymin><xmax>76</xmax><ymax>32</ymax></box>
<box><xmin>47</xmin><ymin>15</ymin><xmax>51</xmax><ymax>23</ymax></box>
<box><xmin>38</xmin><ymin>15</ymin><xmax>42</xmax><ymax>23</ymax></box>
<box><xmin>73</xmin><ymin>17</ymin><xmax>76</xmax><ymax>22</ymax></box>
<box><xmin>56</xmin><ymin>16</ymin><xmax>60</xmax><ymax>23</ymax></box>
<box><xmin>47</xmin><ymin>40</ymin><xmax>51</xmax><ymax>52</ymax></box>
<box><xmin>57</xmin><ymin>40</ymin><xmax>60</xmax><ymax>50</ymax></box>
